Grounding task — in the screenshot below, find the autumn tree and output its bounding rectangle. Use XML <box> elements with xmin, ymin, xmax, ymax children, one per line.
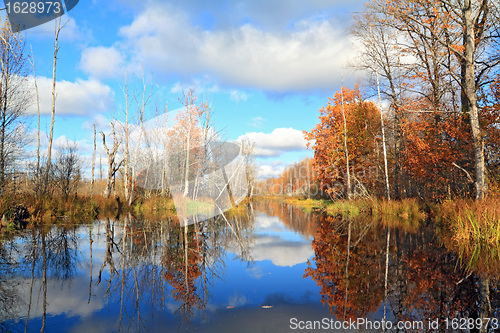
<box><xmin>166</xmin><ymin>89</ymin><xmax>206</xmax><ymax>199</ymax></box>
<box><xmin>371</xmin><ymin>0</ymin><xmax>500</xmax><ymax>199</ymax></box>
<box><xmin>480</xmin><ymin>75</ymin><xmax>500</xmax><ymax>193</ymax></box>
<box><xmin>304</xmin><ymin>86</ymin><xmax>382</xmax><ymax>198</ymax></box>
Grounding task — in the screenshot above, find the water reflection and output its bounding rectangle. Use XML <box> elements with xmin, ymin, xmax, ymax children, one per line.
<box><xmin>0</xmin><ymin>203</ymin><xmax>322</xmax><ymax>332</ymax></box>
<box><xmin>1</xmin><ymin>203</ymin><xmax>499</xmax><ymax>332</ymax></box>
<box><xmin>305</xmin><ymin>214</ymin><xmax>500</xmax><ymax>331</ymax></box>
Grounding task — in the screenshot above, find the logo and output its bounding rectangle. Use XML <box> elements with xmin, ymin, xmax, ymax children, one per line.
<box><xmin>3</xmin><ymin>0</ymin><xmax>79</xmax><ymax>32</ymax></box>
<box><xmin>131</xmin><ymin>113</ymin><xmax>249</xmax><ymax>227</ymax></box>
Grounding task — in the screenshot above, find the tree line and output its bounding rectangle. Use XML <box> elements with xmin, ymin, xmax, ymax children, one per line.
<box><xmin>260</xmin><ymin>0</ymin><xmax>500</xmax><ymax>201</ymax></box>
<box><xmin>0</xmin><ymin>18</ymin><xmax>256</xmax><ymax>216</ymax></box>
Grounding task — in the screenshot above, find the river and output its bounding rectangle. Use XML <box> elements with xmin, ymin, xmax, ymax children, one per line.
<box><xmin>0</xmin><ymin>201</ymin><xmax>498</xmax><ymax>332</ymax></box>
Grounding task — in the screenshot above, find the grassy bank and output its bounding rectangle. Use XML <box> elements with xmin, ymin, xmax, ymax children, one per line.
<box><xmin>255</xmin><ymin>196</ymin><xmax>329</xmax><ymax>212</ymax></box>
<box><xmin>0</xmin><ymin>193</ymin><xmax>138</xmax><ymax>226</ymax></box>
<box><xmin>256</xmin><ymin>195</ymin><xmax>426</xmax><ymax>221</ymax></box>
<box><xmin>437</xmin><ymin>198</ymin><xmax>500</xmax><ymax>275</ymax></box>
<box><xmin>438</xmin><ymin>198</ymin><xmax>500</xmax><ymax>244</ymax></box>
<box><xmin>0</xmin><ymin>193</ymin><xmax>255</xmax><ymax>228</ymax></box>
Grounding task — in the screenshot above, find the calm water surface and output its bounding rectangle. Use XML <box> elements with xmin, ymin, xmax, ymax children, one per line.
<box><xmin>0</xmin><ymin>202</ymin><xmax>499</xmax><ymax>332</ymax></box>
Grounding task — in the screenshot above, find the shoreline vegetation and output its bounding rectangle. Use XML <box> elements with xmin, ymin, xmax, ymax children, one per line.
<box><xmin>259</xmin><ymin>195</ymin><xmax>500</xmax><ymax>245</ymax></box>
<box><xmin>2</xmin><ymin>192</ymin><xmax>497</xmax><ymax>250</ymax></box>
<box><xmin>0</xmin><ymin>191</ymin><xmax>498</xmax><ymax>278</ymax></box>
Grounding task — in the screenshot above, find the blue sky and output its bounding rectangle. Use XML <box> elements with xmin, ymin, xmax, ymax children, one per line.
<box><xmin>6</xmin><ymin>0</ymin><xmax>366</xmax><ymax>178</ymax></box>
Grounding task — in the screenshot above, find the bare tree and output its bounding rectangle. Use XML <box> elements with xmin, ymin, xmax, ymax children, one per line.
<box><xmin>352</xmin><ymin>9</ymin><xmax>407</xmax><ymax>198</ymax></box>
<box><xmin>45</xmin><ymin>15</ymin><xmax>70</xmax><ymax>194</ymax></box>
<box><xmin>53</xmin><ymin>144</ymin><xmax>81</xmax><ymax>199</ymax></box>
<box><xmin>0</xmin><ymin>22</ymin><xmax>32</xmax><ymax>196</ymax></box>
<box><xmin>128</xmin><ymin>71</ymin><xmax>151</xmax><ymax>205</ymax></box>
<box><xmin>102</xmin><ymin>122</ymin><xmax>122</xmax><ymax>198</ymax></box>
<box><xmin>241</xmin><ymin>139</ymin><xmax>256</xmax><ymax>198</ymax></box>
<box><xmin>121</xmin><ymin>73</ymin><xmax>132</xmax><ymax>204</ymax></box>
<box><xmin>29</xmin><ymin>46</ymin><xmax>42</xmax><ymax>195</ymax></box>
<box><xmin>91</xmin><ymin>124</ymin><xmax>96</xmax><ymax>195</ymax></box>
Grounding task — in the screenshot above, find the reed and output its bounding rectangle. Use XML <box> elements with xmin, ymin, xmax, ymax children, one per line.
<box><xmin>325</xmin><ymin>200</ymin><xmax>369</xmax><ymax>218</ymax></box>
<box><xmin>440</xmin><ymin>198</ymin><xmax>500</xmax><ymax>245</ymax></box>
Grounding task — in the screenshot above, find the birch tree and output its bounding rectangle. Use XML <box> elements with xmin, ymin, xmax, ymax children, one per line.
<box><xmin>373</xmin><ymin>0</ymin><xmax>500</xmax><ymax>199</ymax></box>
<box><xmin>44</xmin><ymin>15</ymin><xmax>68</xmax><ymax>194</ymax></box>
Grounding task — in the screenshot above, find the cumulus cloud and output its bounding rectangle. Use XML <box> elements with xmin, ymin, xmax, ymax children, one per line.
<box><xmin>53</xmin><ymin>135</ymin><xmax>93</xmax><ymax>152</ymax></box>
<box><xmin>250</xmin><ymin>235</ymin><xmax>314</xmax><ymax>267</ymax></box>
<box><xmin>115</xmin><ymin>3</ymin><xmax>356</xmax><ymax>93</ymax></box>
<box><xmin>26</xmin><ymin>77</ymin><xmax>114</xmax><ymax>116</ymax></box>
<box><xmin>80</xmin><ymin>46</ymin><xmax>125</xmax><ymax>79</ymax></box>
<box><xmin>237</xmin><ymin>127</ymin><xmax>308</xmax><ymax>157</ymax></box>
<box><xmin>82</xmin><ymin>114</ymin><xmax>111</xmax><ymax>131</ymax></box>
<box><xmin>257</xmin><ymin>163</ymin><xmax>285</xmax><ymax>179</ymax></box>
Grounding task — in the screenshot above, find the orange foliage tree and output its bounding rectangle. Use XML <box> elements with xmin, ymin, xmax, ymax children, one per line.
<box><xmin>480</xmin><ymin>75</ymin><xmax>500</xmax><ymax>194</ymax></box>
<box><xmin>401</xmin><ymin>100</ymin><xmax>475</xmax><ymax>199</ymax></box>
<box><xmin>304</xmin><ymin>86</ymin><xmax>383</xmax><ymax>198</ymax></box>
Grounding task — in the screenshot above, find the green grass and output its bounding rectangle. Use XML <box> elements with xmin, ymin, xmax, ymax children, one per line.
<box><xmin>438</xmin><ymin>198</ymin><xmax>500</xmax><ymax>275</ymax></box>
<box><xmin>325</xmin><ymin>200</ymin><xmax>366</xmax><ymax>218</ymax></box>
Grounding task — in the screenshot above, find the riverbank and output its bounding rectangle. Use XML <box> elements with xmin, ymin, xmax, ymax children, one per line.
<box><xmin>259</xmin><ymin>195</ymin><xmax>499</xmax><ymax>245</ymax></box>
<box><xmin>0</xmin><ymin>193</ymin><xmax>256</xmax><ymax>229</ymax></box>
<box><xmin>1</xmin><ymin>193</ymin><xmax>497</xmax><ymax>249</ymax></box>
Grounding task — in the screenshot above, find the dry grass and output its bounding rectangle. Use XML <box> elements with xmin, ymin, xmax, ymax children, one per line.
<box><xmin>132</xmin><ymin>196</ymin><xmax>177</xmax><ymax>219</ymax></box>
<box><xmin>438</xmin><ymin>198</ymin><xmax>500</xmax><ymax>276</ymax></box>
<box><xmin>439</xmin><ymin>198</ymin><xmax>500</xmax><ymax>244</ymax></box>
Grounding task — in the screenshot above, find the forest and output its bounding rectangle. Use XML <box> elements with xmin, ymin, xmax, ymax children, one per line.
<box><xmin>259</xmin><ymin>0</ymin><xmax>500</xmax><ymax>203</ymax></box>
<box><xmin>0</xmin><ymin>1</ymin><xmax>499</xmax><ymax>332</ymax></box>
<box><xmin>0</xmin><ymin>0</ymin><xmax>498</xmax><ymax>228</ymax></box>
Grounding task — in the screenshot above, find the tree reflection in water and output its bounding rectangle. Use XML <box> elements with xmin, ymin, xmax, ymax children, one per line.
<box><xmin>1</xmin><ymin>202</ymin><xmax>498</xmax><ymax>332</ymax></box>
<box><xmin>86</xmin><ymin>208</ymin><xmax>255</xmax><ymax>330</ymax></box>
<box><xmin>0</xmin><ymin>234</ymin><xmax>20</xmax><ymax>332</ymax></box>
<box><xmin>0</xmin><ymin>225</ymin><xmax>80</xmax><ymax>332</ymax></box>
<box><xmin>305</xmin><ymin>214</ymin><xmax>500</xmax><ymax>331</ymax></box>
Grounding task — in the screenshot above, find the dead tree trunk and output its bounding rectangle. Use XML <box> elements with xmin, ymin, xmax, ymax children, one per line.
<box><xmin>102</xmin><ymin>123</ymin><xmax>122</xmax><ymax>198</ymax></box>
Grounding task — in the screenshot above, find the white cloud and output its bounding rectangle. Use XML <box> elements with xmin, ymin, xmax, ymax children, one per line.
<box><xmin>27</xmin><ymin>77</ymin><xmax>114</xmax><ymax>116</ymax></box>
<box><xmin>237</xmin><ymin>127</ymin><xmax>308</xmax><ymax>157</ymax></box>
<box><xmin>53</xmin><ymin>135</ymin><xmax>92</xmax><ymax>152</ymax></box>
<box><xmin>82</xmin><ymin>114</ymin><xmax>110</xmax><ymax>131</ymax></box>
<box><xmin>80</xmin><ymin>46</ymin><xmax>125</xmax><ymax>79</ymax></box>
<box><xmin>169</xmin><ymin>80</ymin><xmax>220</xmax><ymax>95</ymax></box>
<box><xmin>250</xmin><ymin>235</ymin><xmax>313</xmax><ymax>267</ymax></box>
<box><xmin>257</xmin><ymin>162</ymin><xmax>285</xmax><ymax>179</ymax></box>
<box><xmin>116</xmin><ymin>3</ymin><xmax>355</xmax><ymax>92</ymax></box>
